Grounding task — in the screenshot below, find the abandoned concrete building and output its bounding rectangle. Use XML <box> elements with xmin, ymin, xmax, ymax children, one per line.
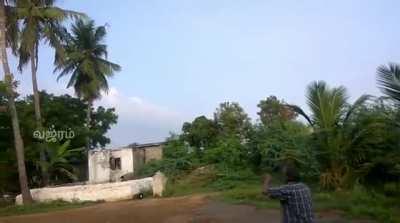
<box><xmin>88</xmin><ymin>142</ymin><xmax>164</xmax><ymax>184</ymax></box>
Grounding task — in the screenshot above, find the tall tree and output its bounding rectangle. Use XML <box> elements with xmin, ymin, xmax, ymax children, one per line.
<box><xmin>14</xmin><ymin>0</ymin><xmax>83</xmax><ymax>185</ymax></box>
<box><xmin>55</xmin><ymin>19</ymin><xmax>121</xmax><ymax>150</ymax></box>
<box><xmin>0</xmin><ymin>0</ymin><xmax>32</xmax><ymax>204</ymax></box>
<box><xmin>182</xmin><ymin>116</ymin><xmax>218</xmax><ymax>150</ymax></box>
<box><xmin>214</xmin><ymin>102</ymin><xmax>251</xmax><ymax>139</ymax></box>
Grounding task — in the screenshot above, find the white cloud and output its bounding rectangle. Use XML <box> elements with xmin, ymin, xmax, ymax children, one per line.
<box><xmin>95</xmin><ymin>87</ymin><xmax>185</xmax><ymax>147</ymax></box>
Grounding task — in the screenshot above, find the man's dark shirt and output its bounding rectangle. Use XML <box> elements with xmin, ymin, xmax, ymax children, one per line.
<box><xmin>267</xmin><ymin>182</ymin><xmax>314</xmax><ymax>223</ymax></box>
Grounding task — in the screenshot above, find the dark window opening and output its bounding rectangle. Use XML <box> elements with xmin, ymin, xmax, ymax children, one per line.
<box><xmin>110</xmin><ymin>157</ymin><xmax>121</xmax><ymax>170</ymax></box>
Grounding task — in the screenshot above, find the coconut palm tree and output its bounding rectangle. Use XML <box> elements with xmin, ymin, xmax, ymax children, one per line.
<box><xmin>377</xmin><ymin>63</ymin><xmax>400</xmax><ymax>104</ymax></box>
<box><xmin>0</xmin><ymin>0</ymin><xmax>32</xmax><ymax>204</ymax></box>
<box><xmin>13</xmin><ymin>0</ymin><xmax>83</xmax><ymax>185</ymax></box>
<box><xmin>289</xmin><ymin>81</ymin><xmax>370</xmax><ymax>189</ymax></box>
<box><xmin>55</xmin><ymin>19</ymin><xmax>121</xmax><ymax>150</ymax></box>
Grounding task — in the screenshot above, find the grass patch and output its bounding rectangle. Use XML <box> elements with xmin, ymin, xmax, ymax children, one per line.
<box><xmin>216</xmin><ymin>183</ymin><xmax>280</xmax><ymax>209</ymax></box>
<box><xmin>0</xmin><ymin>200</ymin><xmax>100</xmax><ymax>217</ymax></box>
<box><xmin>314</xmin><ymin>187</ymin><xmax>400</xmax><ymax>223</ymax></box>
<box><xmin>217</xmin><ymin>183</ymin><xmax>400</xmax><ymax>223</ymax></box>
<box><xmin>164</xmin><ymin>167</ymin><xmax>400</xmax><ymax>223</ymax></box>
<box><xmin>164</xmin><ymin>165</ymin><xmax>217</xmax><ymax>197</ymax></box>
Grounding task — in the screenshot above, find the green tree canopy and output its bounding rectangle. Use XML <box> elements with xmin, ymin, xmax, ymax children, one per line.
<box><xmin>214</xmin><ymin>102</ymin><xmax>251</xmax><ymax>138</ymax></box>
<box><xmin>182</xmin><ymin>115</ymin><xmax>218</xmax><ymax>149</ymax></box>
<box><xmin>257</xmin><ymin>95</ymin><xmax>297</xmax><ymax>126</ymax></box>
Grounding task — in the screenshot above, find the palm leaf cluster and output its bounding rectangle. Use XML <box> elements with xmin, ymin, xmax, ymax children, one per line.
<box><xmin>55</xmin><ymin>19</ymin><xmax>121</xmax><ymax>102</ymax></box>
<box><xmin>289</xmin><ymin>81</ymin><xmax>372</xmax><ymax>189</ymax></box>
<box><xmin>6</xmin><ymin>0</ymin><xmax>83</xmax><ymax>68</ymax></box>
<box><xmin>377</xmin><ymin>63</ymin><xmax>400</xmax><ymax>104</ymax></box>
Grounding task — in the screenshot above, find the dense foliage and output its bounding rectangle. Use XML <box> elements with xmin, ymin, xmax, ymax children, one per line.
<box><xmin>0</xmin><ymin>91</ymin><xmax>117</xmax><ymax>192</ymax></box>
<box><xmin>139</xmin><ymin>81</ymin><xmax>400</xmax><ymax>196</ymax></box>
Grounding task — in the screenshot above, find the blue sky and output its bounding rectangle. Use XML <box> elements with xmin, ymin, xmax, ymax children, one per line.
<box><xmin>11</xmin><ymin>0</ymin><xmax>400</xmax><ymax>147</ymax></box>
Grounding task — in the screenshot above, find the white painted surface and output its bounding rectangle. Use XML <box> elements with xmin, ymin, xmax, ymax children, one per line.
<box><xmin>88</xmin><ymin>148</ymin><xmax>134</xmax><ymax>184</ymax></box>
<box><xmin>16</xmin><ymin>177</ymin><xmax>154</xmax><ymax>205</ymax></box>
<box><xmin>153</xmin><ymin>171</ymin><xmax>167</xmax><ymax>197</ymax></box>
<box><xmin>88</xmin><ymin>150</ymin><xmax>111</xmax><ymax>184</ymax></box>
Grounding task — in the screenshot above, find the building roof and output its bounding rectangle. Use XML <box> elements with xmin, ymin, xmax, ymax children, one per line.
<box><xmin>128</xmin><ymin>142</ymin><xmax>165</xmax><ymax>149</ymax></box>
<box><xmin>90</xmin><ymin>142</ymin><xmax>165</xmax><ymax>153</ymax></box>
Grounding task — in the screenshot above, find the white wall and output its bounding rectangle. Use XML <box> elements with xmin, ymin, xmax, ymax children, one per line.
<box><xmin>88</xmin><ymin>148</ymin><xmax>134</xmax><ymax>184</ymax></box>
<box><xmin>109</xmin><ymin>149</ymin><xmax>134</xmax><ymax>182</ymax></box>
<box><xmin>88</xmin><ymin>150</ymin><xmax>111</xmax><ymax>184</ymax></box>
<box><xmin>16</xmin><ymin>178</ymin><xmax>154</xmax><ymax>205</ymax></box>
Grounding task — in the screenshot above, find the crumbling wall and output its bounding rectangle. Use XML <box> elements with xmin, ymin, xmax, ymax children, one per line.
<box><xmin>88</xmin><ymin>148</ymin><xmax>134</xmax><ymax>184</ymax></box>
<box><xmin>109</xmin><ymin>149</ymin><xmax>134</xmax><ymax>182</ymax></box>
<box><xmin>15</xmin><ymin>177</ymin><xmax>153</xmax><ymax>205</ymax></box>
<box><xmin>153</xmin><ymin>171</ymin><xmax>167</xmax><ymax>197</ymax></box>
<box><xmin>88</xmin><ymin>150</ymin><xmax>111</xmax><ymax>183</ymax></box>
<box><xmin>144</xmin><ymin>146</ymin><xmax>163</xmax><ymax>163</ymax></box>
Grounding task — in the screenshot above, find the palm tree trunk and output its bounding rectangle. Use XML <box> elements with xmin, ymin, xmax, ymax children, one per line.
<box><xmin>30</xmin><ymin>46</ymin><xmax>49</xmax><ymax>186</ymax></box>
<box><xmin>84</xmin><ymin>100</ymin><xmax>92</xmax><ymax>181</ymax></box>
<box><xmin>0</xmin><ymin>0</ymin><xmax>33</xmax><ymax>204</ymax></box>
<box><xmin>86</xmin><ymin>100</ymin><xmax>92</xmax><ymax>150</ymax></box>
<box><xmin>31</xmin><ymin>46</ymin><xmax>42</xmax><ymax>128</ymax></box>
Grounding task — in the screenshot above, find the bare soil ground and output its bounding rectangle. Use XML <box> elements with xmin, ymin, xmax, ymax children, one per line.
<box><xmin>0</xmin><ymin>195</ymin><xmax>373</xmax><ymax>223</ymax></box>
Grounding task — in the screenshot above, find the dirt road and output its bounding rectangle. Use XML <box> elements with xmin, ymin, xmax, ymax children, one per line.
<box><xmin>0</xmin><ymin>195</ymin><xmax>371</xmax><ymax>223</ymax></box>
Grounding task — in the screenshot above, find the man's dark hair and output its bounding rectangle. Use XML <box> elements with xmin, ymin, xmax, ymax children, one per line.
<box><xmin>284</xmin><ymin>165</ymin><xmax>300</xmax><ymax>182</ymax></box>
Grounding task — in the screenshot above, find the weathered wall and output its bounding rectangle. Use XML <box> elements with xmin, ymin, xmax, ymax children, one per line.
<box><xmin>109</xmin><ymin>149</ymin><xmax>134</xmax><ymax>182</ymax></box>
<box><xmin>88</xmin><ymin>148</ymin><xmax>134</xmax><ymax>184</ymax></box>
<box><xmin>16</xmin><ymin>177</ymin><xmax>154</xmax><ymax>205</ymax></box>
<box><xmin>144</xmin><ymin>145</ymin><xmax>163</xmax><ymax>162</ymax></box>
<box><xmin>152</xmin><ymin>171</ymin><xmax>167</xmax><ymax>197</ymax></box>
<box><xmin>88</xmin><ymin>145</ymin><xmax>164</xmax><ymax>183</ymax></box>
<box><xmin>132</xmin><ymin>149</ymin><xmax>145</xmax><ymax>174</ymax></box>
<box><xmin>88</xmin><ymin>150</ymin><xmax>111</xmax><ymax>184</ymax></box>
<box><xmin>131</xmin><ymin>146</ymin><xmax>163</xmax><ymax>174</ymax></box>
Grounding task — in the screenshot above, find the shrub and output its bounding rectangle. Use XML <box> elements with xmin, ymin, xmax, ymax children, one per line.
<box><xmin>135</xmin><ymin>157</ymin><xmax>194</xmax><ymax>179</ymax></box>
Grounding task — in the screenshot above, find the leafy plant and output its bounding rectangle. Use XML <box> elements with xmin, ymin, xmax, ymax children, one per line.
<box><xmin>289</xmin><ymin>81</ymin><xmax>371</xmax><ymax>189</ymax></box>
<box><xmin>377</xmin><ymin>63</ymin><xmax>400</xmax><ymax>103</ymax></box>
<box><xmin>39</xmin><ymin>141</ymin><xmax>83</xmax><ymax>183</ymax></box>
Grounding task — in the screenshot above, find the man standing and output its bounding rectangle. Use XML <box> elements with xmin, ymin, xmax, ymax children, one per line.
<box><xmin>262</xmin><ymin>166</ymin><xmax>314</xmax><ymax>223</ymax></box>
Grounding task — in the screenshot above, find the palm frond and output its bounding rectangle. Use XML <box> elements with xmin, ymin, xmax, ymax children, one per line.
<box><xmin>343</xmin><ymin>94</ymin><xmax>371</xmax><ymax>123</ymax></box>
<box><xmin>287</xmin><ymin>104</ymin><xmax>314</xmax><ymax>126</ymax></box>
<box><xmin>94</xmin><ymin>25</ymin><xmax>106</xmax><ymax>43</ymax></box>
<box><xmin>4</xmin><ymin>5</ymin><xmax>19</xmax><ymax>54</ymax></box>
<box><xmin>306</xmin><ymin>81</ymin><xmax>348</xmax><ymax>129</ymax></box>
<box><xmin>42</xmin><ymin>7</ymin><xmax>86</xmax><ymax>20</ymax></box>
<box><xmin>377</xmin><ymin>63</ymin><xmax>400</xmax><ymax>103</ymax></box>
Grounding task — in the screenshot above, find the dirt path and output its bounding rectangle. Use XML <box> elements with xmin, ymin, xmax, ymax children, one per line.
<box><xmin>0</xmin><ymin>195</ymin><xmax>371</xmax><ymax>223</ymax></box>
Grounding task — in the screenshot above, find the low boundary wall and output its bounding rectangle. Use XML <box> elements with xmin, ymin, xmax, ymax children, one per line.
<box><xmin>16</xmin><ymin>177</ymin><xmax>154</xmax><ymax>205</ymax></box>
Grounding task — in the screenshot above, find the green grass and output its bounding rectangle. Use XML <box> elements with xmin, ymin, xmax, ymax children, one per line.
<box><xmin>216</xmin><ymin>183</ymin><xmax>280</xmax><ymax>209</ymax></box>
<box><xmin>0</xmin><ymin>200</ymin><xmax>100</xmax><ymax>217</ymax></box>
<box><xmin>163</xmin><ymin>167</ymin><xmax>217</xmax><ymax>197</ymax></box>
<box><xmin>218</xmin><ymin>184</ymin><xmax>400</xmax><ymax>223</ymax></box>
<box><xmin>164</xmin><ymin>169</ymin><xmax>400</xmax><ymax>223</ymax></box>
<box><xmin>313</xmin><ymin>187</ymin><xmax>400</xmax><ymax>223</ymax></box>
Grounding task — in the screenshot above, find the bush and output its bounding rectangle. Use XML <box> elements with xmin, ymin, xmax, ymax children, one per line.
<box><xmin>314</xmin><ymin>185</ymin><xmax>400</xmax><ymax>222</ymax></box>
<box><xmin>208</xmin><ymin>166</ymin><xmax>259</xmax><ymax>190</ymax></box>
<box><xmin>135</xmin><ymin>157</ymin><xmax>194</xmax><ymax>179</ymax></box>
<box><xmin>203</xmin><ymin>137</ymin><xmax>248</xmax><ymax>168</ymax></box>
<box><xmin>383</xmin><ymin>182</ymin><xmax>400</xmax><ymax>196</ymax></box>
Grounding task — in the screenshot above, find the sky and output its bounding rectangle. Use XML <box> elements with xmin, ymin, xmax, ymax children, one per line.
<box><xmin>10</xmin><ymin>0</ymin><xmax>400</xmax><ymax>147</ymax></box>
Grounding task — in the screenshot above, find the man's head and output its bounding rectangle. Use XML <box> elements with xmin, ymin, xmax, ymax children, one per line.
<box><xmin>283</xmin><ymin>164</ymin><xmax>300</xmax><ymax>183</ymax></box>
